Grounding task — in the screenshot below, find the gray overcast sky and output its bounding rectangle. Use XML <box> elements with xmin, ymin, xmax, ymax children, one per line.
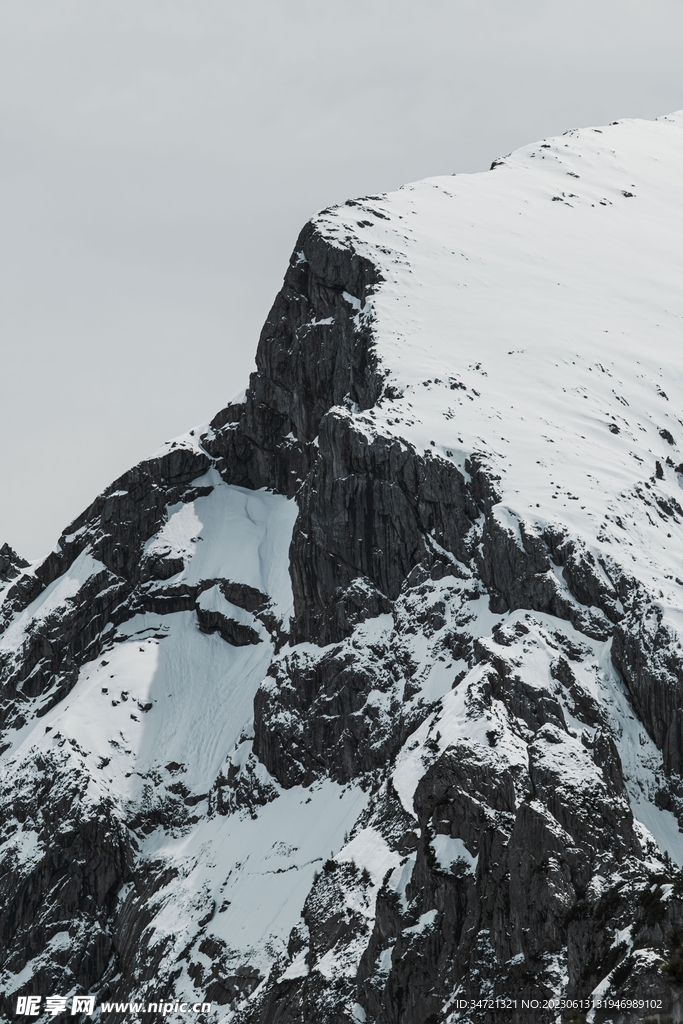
<box><xmin>1</xmin><ymin>0</ymin><xmax>682</xmax><ymax>559</ymax></box>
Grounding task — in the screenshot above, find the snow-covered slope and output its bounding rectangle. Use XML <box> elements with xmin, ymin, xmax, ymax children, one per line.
<box><xmin>3</xmin><ymin>112</ymin><xmax>683</xmax><ymax>1024</ymax></box>
<box><xmin>315</xmin><ymin>110</ymin><xmax>683</xmax><ymax>602</ymax></box>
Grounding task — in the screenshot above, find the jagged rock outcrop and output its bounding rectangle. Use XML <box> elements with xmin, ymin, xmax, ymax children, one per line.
<box><xmin>0</xmin><ymin>543</ymin><xmax>29</xmax><ymax>584</ymax></box>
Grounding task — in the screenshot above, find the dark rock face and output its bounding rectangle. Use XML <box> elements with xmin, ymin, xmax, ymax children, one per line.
<box><xmin>0</xmin><ymin>543</ymin><xmax>29</xmax><ymax>583</ymax></box>
<box><xmin>612</xmin><ymin>599</ymin><xmax>683</xmax><ymax>775</ymax></box>
<box><xmin>290</xmin><ymin>412</ymin><xmax>477</xmax><ymax>645</ymax></box>
<box><xmin>0</xmin><ymin>748</ymin><xmax>133</xmax><ymax>1021</ymax></box>
<box><xmin>196</xmin><ymin>605</ymin><xmax>262</xmax><ymax>646</ymax></box>
<box><xmin>254</xmin><ymin>635</ymin><xmax>405</xmax><ymax>788</ymax></box>
<box><xmin>204</xmin><ymin>219</ymin><xmax>383</xmax><ymax>500</ymax></box>
<box><xmin>1</xmin><ymin>204</ymin><xmax>683</xmax><ymax>1024</ymax></box>
<box><xmin>346</xmin><ymin>662</ymin><xmax>649</xmax><ymax>1024</ymax></box>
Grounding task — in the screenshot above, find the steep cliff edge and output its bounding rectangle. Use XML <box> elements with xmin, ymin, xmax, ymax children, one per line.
<box><xmin>3</xmin><ymin>112</ymin><xmax>683</xmax><ymax>1024</ymax></box>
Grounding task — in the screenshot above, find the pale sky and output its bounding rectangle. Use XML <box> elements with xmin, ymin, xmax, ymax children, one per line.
<box><xmin>2</xmin><ymin>0</ymin><xmax>682</xmax><ymax>559</ymax></box>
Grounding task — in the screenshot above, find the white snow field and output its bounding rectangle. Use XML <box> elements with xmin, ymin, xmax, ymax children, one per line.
<box><xmin>319</xmin><ymin>111</ymin><xmax>683</xmax><ymax>610</ymax></box>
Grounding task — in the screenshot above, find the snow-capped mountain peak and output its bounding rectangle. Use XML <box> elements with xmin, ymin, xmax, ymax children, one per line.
<box><xmin>3</xmin><ymin>112</ymin><xmax>683</xmax><ymax>1023</ymax></box>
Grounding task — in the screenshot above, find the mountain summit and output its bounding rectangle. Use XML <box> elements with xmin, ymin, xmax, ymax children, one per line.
<box><xmin>2</xmin><ymin>112</ymin><xmax>683</xmax><ymax>1023</ymax></box>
